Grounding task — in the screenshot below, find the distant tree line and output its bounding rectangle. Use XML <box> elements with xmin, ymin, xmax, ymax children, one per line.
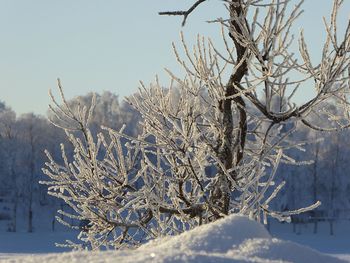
<box><xmin>0</xmin><ymin>91</ymin><xmax>140</xmax><ymax>232</ymax></box>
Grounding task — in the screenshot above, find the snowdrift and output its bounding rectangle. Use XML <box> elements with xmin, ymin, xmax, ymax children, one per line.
<box><xmin>2</xmin><ymin>215</ymin><xmax>345</xmax><ymax>263</ymax></box>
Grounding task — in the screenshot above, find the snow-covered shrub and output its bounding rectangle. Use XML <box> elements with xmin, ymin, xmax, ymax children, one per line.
<box><xmin>41</xmin><ymin>0</ymin><xmax>350</xmax><ymax>250</ymax></box>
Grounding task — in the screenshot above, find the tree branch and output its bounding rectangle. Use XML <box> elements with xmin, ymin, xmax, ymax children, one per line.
<box><xmin>159</xmin><ymin>0</ymin><xmax>207</xmax><ymax>26</ymax></box>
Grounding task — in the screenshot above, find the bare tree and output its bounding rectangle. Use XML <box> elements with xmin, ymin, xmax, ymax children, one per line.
<box><xmin>42</xmin><ymin>0</ymin><xmax>350</xmax><ymax>250</ymax></box>
<box><xmin>312</xmin><ymin>132</ymin><xmax>320</xmax><ymax>234</ymax></box>
<box><xmin>0</xmin><ymin>107</ymin><xmax>19</xmax><ymax>232</ymax></box>
<box><xmin>19</xmin><ymin>113</ymin><xmax>39</xmax><ymax>233</ymax></box>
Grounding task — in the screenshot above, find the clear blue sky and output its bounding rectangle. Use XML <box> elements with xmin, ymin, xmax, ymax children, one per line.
<box><xmin>0</xmin><ymin>0</ymin><xmax>349</xmax><ymax>115</ymax></box>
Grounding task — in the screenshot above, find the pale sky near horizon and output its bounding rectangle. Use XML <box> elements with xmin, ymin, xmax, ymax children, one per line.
<box><xmin>0</xmin><ymin>0</ymin><xmax>349</xmax><ymax>116</ymax></box>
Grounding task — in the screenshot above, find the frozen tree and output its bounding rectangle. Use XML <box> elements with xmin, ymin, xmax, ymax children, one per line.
<box><xmin>17</xmin><ymin>113</ymin><xmax>51</xmax><ymax>232</ymax></box>
<box><xmin>0</xmin><ymin>103</ymin><xmax>19</xmax><ymax>231</ymax></box>
<box><xmin>42</xmin><ymin>0</ymin><xmax>350</xmax><ymax>250</ymax></box>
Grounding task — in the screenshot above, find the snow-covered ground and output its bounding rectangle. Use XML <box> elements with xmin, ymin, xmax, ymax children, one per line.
<box><xmin>269</xmin><ymin>220</ymin><xmax>350</xmax><ymax>262</ymax></box>
<box><xmin>0</xmin><ymin>215</ymin><xmax>349</xmax><ymax>263</ymax></box>
<box><xmin>0</xmin><ymin>231</ymin><xmax>77</xmax><ymax>254</ymax></box>
<box><xmin>269</xmin><ymin>219</ymin><xmax>350</xmax><ymax>255</ymax></box>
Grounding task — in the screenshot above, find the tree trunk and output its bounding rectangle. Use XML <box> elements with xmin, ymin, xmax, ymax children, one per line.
<box><xmin>330</xmin><ymin>134</ymin><xmax>339</xmax><ymax>226</ymax></box>
<box><xmin>10</xmin><ymin>157</ymin><xmax>17</xmax><ymax>232</ymax></box>
<box><xmin>215</xmin><ymin>0</ymin><xmax>248</xmax><ymax>216</ymax></box>
<box><xmin>27</xmin><ymin>120</ymin><xmax>35</xmax><ymax>233</ymax></box>
<box><xmin>10</xmin><ymin>195</ymin><xmax>17</xmax><ymax>232</ymax></box>
<box><xmin>312</xmin><ymin>135</ymin><xmax>319</xmax><ymax>234</ymax></box>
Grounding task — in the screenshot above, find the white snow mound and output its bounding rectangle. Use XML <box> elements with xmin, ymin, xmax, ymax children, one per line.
<box><xmin>2</xmin><ymin>215</ymin><xmax>345</xmax><ymax>263</ymax></box>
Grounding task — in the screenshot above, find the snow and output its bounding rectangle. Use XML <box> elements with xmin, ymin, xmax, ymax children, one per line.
<box><xmin>0</xmin><ymin>231</ymin><xmax>76</xmax><ymax>254</ymax></box>
<box><xmin>0</xmin><ymin>215</ymin><xmax>346</xmax><ymax>263</ymax></box>
<box><xmin>269</xmin><ymin>219</ymin><xmax>350</xmax><ymax>255</ymax></box>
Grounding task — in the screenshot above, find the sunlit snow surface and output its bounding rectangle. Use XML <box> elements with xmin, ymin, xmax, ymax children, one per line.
<box><xmin>0</xmin><ymin>215</ymin><xmax>346</xmax><ymax>263</ymax></box>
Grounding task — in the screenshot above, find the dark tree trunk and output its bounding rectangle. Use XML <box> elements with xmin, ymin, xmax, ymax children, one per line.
<box><xmin>312</xmin><ymin>136</ymin><xmax>319</xmax><ymax>234</ymax></box>
<box><xmin>27</xmin><ymin>120</ymin><xmax>35</xmax><ymax>233</ymax></box>
<box><xmin>216</xmin><ymin>0</ymin><xmax>248</xmax><ymax>215</ymax></box>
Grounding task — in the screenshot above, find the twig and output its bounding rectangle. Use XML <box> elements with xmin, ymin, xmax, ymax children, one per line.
<box><xmin>159</xmin><ymin>0</ymin><xmax>207</xmax><ymax>26</ymax></box>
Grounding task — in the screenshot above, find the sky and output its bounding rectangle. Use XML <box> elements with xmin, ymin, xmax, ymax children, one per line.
<box><xmin>0</xmin><ymin>0</ymin><xmax>349</xmax><ymax>115</ymax></box>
